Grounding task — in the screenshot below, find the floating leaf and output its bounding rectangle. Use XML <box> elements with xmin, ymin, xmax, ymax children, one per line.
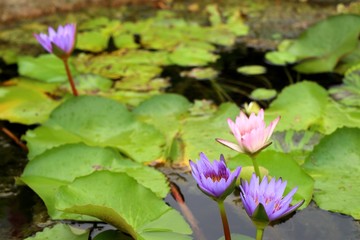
<box><xmin>24</xmin><ymin>223</ymin><xmax>89</xmax><ymax>240</ymax></box>
<box><xmin>56</xmin><ymin>171</ymin><xmax>192</xmax><ymax>239</ymax></box>
<box><xmin>266</xmin><ymin>14</ymin><xmax>360</xmax><ymax>73</ymax></box>
<box><xmin>76</xmin><ymin>31</ymin><xmax>110</xmax><ymax>52</ymax></box>
<box><xmin>265</xmin><ymin>51</ymin><xmax>297</xmax><ymax>66</ymax></box>
<box><xmin>21</xmin><ymin>143</ymin><xmax>169</xmax><ymax>219</ymax></box>
<box><xmin>250</xmin><ymin>88</ymin><xmax>276</xmax><ymax>100</ymax></box>
<box><xmin>265</xmin><ymin>81</ymin><xmax>328</xmax><ymax>132</ymax></box>
<box><xmin>23</xmin><ymin>96</ymin><xmax>165</xmax><ymax>162</ymax></box>
<box><xmin>303</xmin><ymin>128</ymin><xmax>360</xmax><ymax>219</ymax></box>
<box><xmin>0</xmin><ymin>78</ymin><xmax>62</xmax><ymax>124</ymax></box>
<box><xmin>329</xmin><ymin>65</ymin><xmax>360</xmax><ymax>107</ymax></box>
<box><xmin>18</xmin><ymin>54</ymin><xmax>78</xmax><ymax>83</ymax></box>
<box><xmin>237</xmin><ymin>65</ymin><xmax>267</xmax><ymax>75</ymax></box>
<box><xmin>169</xmin><ymin>45</ymin><xmax>218</xmax><ymax>67</ymax></box>
<box><xmin>181</xmin><ymin>67</ymin><xmax>219</xmax><ymax>80</ymax></box>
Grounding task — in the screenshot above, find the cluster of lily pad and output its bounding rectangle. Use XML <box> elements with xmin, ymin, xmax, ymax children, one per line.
<box><xmin>0</xmin><ymin>4</ymin><xmax>359</xmax><ymax>240</ymax></box>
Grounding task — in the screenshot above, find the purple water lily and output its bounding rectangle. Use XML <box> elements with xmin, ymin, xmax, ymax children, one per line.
<box><xmin>240</xmin><ymin>174</ymin><xmax>304</xmax><ymax>223</ymax></box>
<box><xmin>189</xmin><ymin>152</ymin><xmax>241</xmax><ymax>200</ymax></box>
<box><xmin>34</xmin><ymin>23</ymin><xmax>76</xmax><ymax>58</ymax></box>
<box><xmin>34</xmin><ymin>23</ymin><xmax>78</xmax><ymax>96</ymax></box>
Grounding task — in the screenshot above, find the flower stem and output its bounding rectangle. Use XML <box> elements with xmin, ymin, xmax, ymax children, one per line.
<box><xmin>250</xmin><ymin>155</ymin><xmax>261</xmax><ymax>178</ymax></box>
<box><xmin>217</xmin><ymin>201</ymin><xmax>231</xmax><ymax>240</ymax></box>
<box><xmin>63</xmin><ymin>58</ymin><xmax>78</xmax><ymax>96</ymax></box>
<box><xmin>256</xmin><ymin>227</ymin><xmax>264</xmax><ymax>240</ymax></box>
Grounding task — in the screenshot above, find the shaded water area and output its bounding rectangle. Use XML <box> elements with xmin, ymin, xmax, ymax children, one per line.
<box><xmin>1</xmin><ymin>0</ymin><xmax>360</xmax><ymax>239</ymax></box>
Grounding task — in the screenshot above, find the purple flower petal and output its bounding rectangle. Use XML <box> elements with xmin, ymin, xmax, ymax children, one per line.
<box><xmin>240</xmin><ymin>174</ymin><xmax>304</xmax><ymax>224</ymax></box>
<box><xmin>189</xmin><ymin>153</ymin><xmax>241</xmax><ymax>200</ymax></box>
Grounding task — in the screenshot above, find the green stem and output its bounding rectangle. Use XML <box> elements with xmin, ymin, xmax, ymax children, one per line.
<box><xmin>217</xmin><ymin>201</ymin><xmax>231</xmax><ymax>240</ymax></box>
<box><xmin>250</xmin><ymin>155</ymin><xmax>261</xmax><ymax>178</ymax></box>
<box><xmin>63</xmin><ymin>58</ymin><xmax>78</xmax><ymax>96</ymax></box>
<box><xmin>256</xmin><ymin>227</ymin><xmax>264</xmax><ymax>240</ymax></box>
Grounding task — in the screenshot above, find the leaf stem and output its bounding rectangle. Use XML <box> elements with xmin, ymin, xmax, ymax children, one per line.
<box><xmin>63</xmin><ymin>58</ymin><xmax>78</xmax><ymax>96</ymax></box>
<box><xmin>217</xmin><ymin>200</ymin><xmax>231</xmax><ymax>240</ymax></box>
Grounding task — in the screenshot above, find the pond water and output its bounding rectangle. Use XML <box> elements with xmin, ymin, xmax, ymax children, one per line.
<box><xmin>0</xmin><ymin>0</ymin><xmax>360</xmax><ymax>239</ymax></box>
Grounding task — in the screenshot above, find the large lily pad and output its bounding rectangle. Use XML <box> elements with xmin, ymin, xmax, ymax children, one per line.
<box><xmin>23</xmin><ymin>95</ymin><xmax>165</xmax><ymax>162</ymax></box>
<box><xmin>21</xmin><ymin>143</ymin><xmax>169</xmax><ymax>219</ymax></box>
<box><xmin>265</xmin><ymin>81</ymin><xmax>328</xmax><ymax>132</ymax></box>
<box><xmin>266</xmin><ymin>14</ymin><xmax>360</xmax><ymax>73</ymax></box>
<box><xmin>303</xmin><ymin>128</ymin><xmax>360</xmax><ymax>219</ymax></box>
<box><xmin>56</xmin><ymin>171</ymin><xmax>192</xmax><ymax>239</ymax></box>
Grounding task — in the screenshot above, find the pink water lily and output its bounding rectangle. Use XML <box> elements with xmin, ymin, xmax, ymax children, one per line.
<box><xmin>240</xmin><ymin>174</ymin><xmax>304</xmax><ymax>224</ymax></box>
<box><xmin>34</xmin><ymin>23</ymin><xmax>76</xmax><ymax>59</ymax></box>
<box><xmin>216</xmin><ymin>109</ymin><xmax>280</xmax><ymax>155</ymax></box>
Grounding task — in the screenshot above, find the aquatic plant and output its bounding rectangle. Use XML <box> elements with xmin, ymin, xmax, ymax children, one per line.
<box><xmin>216</xmin><ymin>109</ymin><xmax>280</xmax><ymax>177</ymax></box>
<box><xmin>240</xmin><ymin>174</ymin><xmax>304</xmax><ymax>240</ymax></box>
<box><xmin>190</xmin><ymin>153</ymin><xmax>241</xmax><ymax>240</ymax></box>
<box><xmin>34</xmin><ymin>23</ymin><xmax>79</xmax><ymax>96</ymax></box>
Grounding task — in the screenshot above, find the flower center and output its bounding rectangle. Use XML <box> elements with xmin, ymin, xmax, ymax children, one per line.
<box><xmin>205</xmin><ymin>172</ymin><xmax>225</xmax><ymax>182</ymax></box>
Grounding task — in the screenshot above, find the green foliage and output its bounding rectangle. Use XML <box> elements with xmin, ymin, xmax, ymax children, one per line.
<box><xmin>56</xmin><ymin>171</ymin><xmax>191</xmax><ymax>239</ymax></box>
<box><xmin>250</xmin><ymin>88</ymin><xmax>276</xmax><ymax>101</ymax></box>
<box><xmin>265</xmin><ymin>81</ymin><xmax>360</xmax><ymax>134</ymax></box>
<box><xmin>303</xmin><ymin>128</ymin><xmax>360</xmax><ymax>219</ymax></box>
<box><xmin>25</xmin><ymin>224</ymin><xmax>89</xmax><ymax>240</ymax></box>
<box><xmin>266</xmin><ymin>14</ymin><xmax>360</xmax><ymax>73</ymax></box>
<box><xmin>329</xmin><ymin>64</ymin><xmax>360</xmax><ymax>107</ymax></box>
<box><xmin>23</xmin><ymin>96</ymin><xmax>165</xmax><ymax>163</ymax></box>
<box><xmin>21</xmin><ymin>143</ymin><xmax>169</xmax><ymax>219</ymax></box>
<box><xmin>18</xmin><ymin>54</ymin><xmax>78</xmax><ymax>83</ymax></box>
<box><xmin>0</xmin><ymin>78</ymin><xmax>62</xmax><ymax>124</ymax></box>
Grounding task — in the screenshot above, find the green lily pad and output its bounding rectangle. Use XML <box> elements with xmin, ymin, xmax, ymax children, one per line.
<box><xmin>0</xmin><ymin>78</ymin><xmax>62</xmax><ymax>124</ymax></box>
<box><xmin>76</xmin><ymin>31</ymin><xmax>110</xmax><ymax>52</ymax></box>
<box><xmin>265</xmin><ymin>81</ymin><xmax>328</xmax><ymax>132</ymax></box>
<box><xmin>266</xmin><ymin>14</ymin><xmax>360</xmax><ymax>73</ymax></box>
<box><xmin>303</xmin><ymin>128</ymin><xmax>360</xmax><ymax>219</ymax></box>
<box><xmin>169</xmin><ymin>45</ymin><xmax>219</xmax><ymax>67</ymax></box>
<box><xmin>228</xmin><ymin>151</ymin><xmax>314</xmax><ymax>208</ymax></box>
<box><xmin>56</xmin><ymin>171</ymin><xmax>192</xmax><ymax>239</ymax></box>
<box><xmin>269</xmin><ymin>130</ymin><xmax>323</xmax><ymax>165</ymax></box>
<box><xmin>181</xmin><ymin>67</ymin><xmax>219</xmax><ymax>80</ymax></box>
<box><xmin>23</xmin><ymin>96</ymin><xmax>165</xmax><ymax>162</ymax></box>
<box><xmin>18</xmin><ymin>54</ymin><xmax>78</xmax><ymax>83</ymax></box>
<box><xmin>21</xmin><ymin>143</ymin><xmax>169</xmax><ymax>219</ymax></box>
<box><xmin>74</xmin><ymin>51</ymin><xmax>163</xmax><ymax>79</ymax></box>
<box><xmin>70</xmin><ymin>74</ymin><xmax>113</xmax><ymax>93</ymax></box>
<box><xmin>329</xmin><ymin>65</ymin><xmax>360</xmax><ymax>107</ymax></box>
<box><xmin>250</xmin><ymin>88</ymin><xmax>277</xmax><ymax>100</ymax></box>
<box><xmin>265</xmin><ymin>51</ymin><xmax>297</xmax><ymax>66</ymax></box>
<box><xmin>24</xmin><ymin>223</ymin><xmax>89</xmax><ymax>240</ymax></box>
<box><xmin>237</xmin><ymin>65</ymin><xmax>267</xmax><ymax>75</ymax></box>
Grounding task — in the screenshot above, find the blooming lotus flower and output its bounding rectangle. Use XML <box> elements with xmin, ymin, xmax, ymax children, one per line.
<box><xmin>189</xmin><ymin>152</ymin><xmax>241</xmax><ymax>201</ymax></box>
<box><xmin>240</xmin><ymin>174</ymin><xmax>304</xmax><ymax>225</ymax></box>
<box><xmin>34</xmin><ymin>23</ymin><xmax>76</xmax><ymax>59</ymax></box>
<box><xmin>216</xmin><ymin>109</ymin><xmax>280</xmax><ymax>155</ymax></box>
